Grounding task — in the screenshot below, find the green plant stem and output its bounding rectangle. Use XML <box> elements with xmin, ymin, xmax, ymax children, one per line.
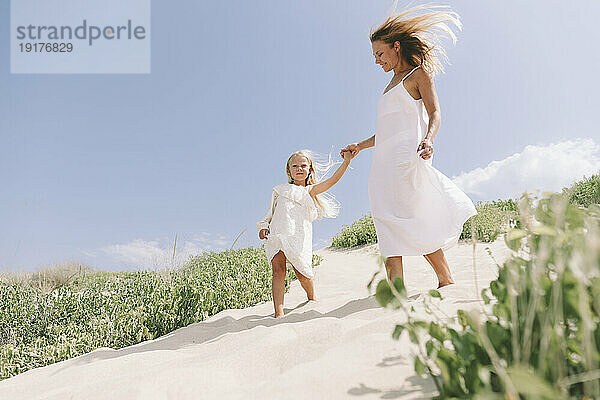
<box><xmin>230</xmin><ymin>228</ymin><xmax>246</xmax><ymax>250</ymax></box>
<box><xmin>577</xmin><ymin>286</ymin><xmax>600</xmax><ymax>397</ymax></box>
<box><xmin>507</xmin><ymin>263</ymin><xmax>520</xmax><ymax>364</ymax></box>
<box><xmin>558</xmin><ymin>370</ymin><xmax>600</xmax><ymax>391</ymax></box>
<box><xmin>521</xmin><ymin>239</ymin><xmax>545</xmax><ymax>363</ymax></box>
<box><xmin>427</xmin><ymin>362</ymin><xmax>443</xmax><ymax>395</ymax></box>
<box><xmin>475</xmin><ymin>315</ymin><xmax>519</xmax><ymax>399</ymax></box>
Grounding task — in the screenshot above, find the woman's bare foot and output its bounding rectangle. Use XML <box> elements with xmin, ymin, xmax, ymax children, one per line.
<box><xmin>437</xmin><ymin>281</ymin><xmax>455</xmax><ymax>289</ymax></box>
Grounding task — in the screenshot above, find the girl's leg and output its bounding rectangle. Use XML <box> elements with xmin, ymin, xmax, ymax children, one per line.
<box><xmin>423</xmin><ymin>248</ymin><xmax>454</xmax><ymax>288</ymax></box>
<box><xmin>271</xmin><ymin>251</ymin><xmax>287</xmax><ymax>318</ymax></box>
<box><xmin>292</xmin><ymin>267</ymin><xmax>316</xmax><ymax>301</ymax></box>
<box><xmin>385</xmin><ymin>256</ymin><xmax>404</xmax><ymax>281</ymax></box>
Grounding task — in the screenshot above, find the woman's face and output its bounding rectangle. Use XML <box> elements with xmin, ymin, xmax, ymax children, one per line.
<box><xmin>372</xmin><ymin>40</ymin><xmax>399</xmax><ymax>73</ymax></box>
<box><xmin>288</xmin><ymin>155</ymin><xmax>311</xmax><ymax>183</ymax></box>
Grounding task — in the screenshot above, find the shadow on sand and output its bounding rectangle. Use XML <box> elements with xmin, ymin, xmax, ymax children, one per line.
<box><xmin>59</xmin><ymin>295</ymin><xmax>381</xmax><ymax>372</ymax></box>
<box><xmin>347</xmin><ymin>375</ymin><xmax>437</xmax><ymax>399</ymax></box>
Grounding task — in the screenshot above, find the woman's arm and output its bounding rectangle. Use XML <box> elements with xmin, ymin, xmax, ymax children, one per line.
<box><xmin>340</xmin><ymin>135</ymin><xmax>375</xmax><ymax>157</ymax></box>
<box><xmin>309</xmin><ymin>152</ymin><xmax>353</xmax><ymax>196</ymax></box>
<box><xmin>415</xmin><ymin>69</ymin><xmax>441</xmax><ymax>160</ymax></box>
<box><xmin>357</xmin><ymin>135</ymin><xmax>375</xmax><ymax>151</ymax></box>
<box><xmin>419</xmin><ymin>70</ymin><xmax>441</xmax><ymax>141</ymax></box>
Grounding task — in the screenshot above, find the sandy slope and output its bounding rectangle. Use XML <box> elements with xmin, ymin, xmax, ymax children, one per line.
<box><xmin>0</xmin><ymin>238</ymin><xmax>511</xmax><ymax>400</ymax></box>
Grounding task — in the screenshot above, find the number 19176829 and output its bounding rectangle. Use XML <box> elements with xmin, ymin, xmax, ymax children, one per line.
<box><xmin>19</xmin><ymin>43</ymin><xmax>73</xmax><ymax>52</ymax></box>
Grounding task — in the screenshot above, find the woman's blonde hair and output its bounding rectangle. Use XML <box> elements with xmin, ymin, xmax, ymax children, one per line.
<box><xmin>286</xmin><ymin>149</ymin><xmax>340</xmax><ymax>219</ymax></box>
<box><xmin>370</xmin><ymin>3</ymin><xmax>462</xmax><ymax>76</ymax></box>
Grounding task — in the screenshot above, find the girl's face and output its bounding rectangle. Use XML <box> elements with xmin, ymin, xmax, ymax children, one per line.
<box><xmin>372</xmin><ymin>40</ymin><xmax>399</xmax><ymax>73</ymax></box>
<box><xmin>288</xmin><ymin>155</ymin><xmax>311</xmax><ymax>184</ymax></box>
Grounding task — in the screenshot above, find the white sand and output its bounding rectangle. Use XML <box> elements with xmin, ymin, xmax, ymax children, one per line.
<box><xmin>0</xmin><ymin>238</ymin><xmax>511</xmax><ymax>400</ymax></box>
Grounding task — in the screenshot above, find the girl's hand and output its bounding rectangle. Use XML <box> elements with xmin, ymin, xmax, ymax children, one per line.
<box><xmin>340</xmin><ymin>143</ymin><xmax>360</xmax><ymax>157</ymax></box>
<box><xmin>310</xmin><ymin>148</ymin><xmax>353</xmax><ymax>196</ymax></box>
<box><xmin>417</xmin><ymin>138</ymin><xmax>434</xmax><ymax>160</ymax></box>
<box><xmin>259</xmin><ymin>229</ymin><xmax>269</xmax><ymax>240</ymax></box>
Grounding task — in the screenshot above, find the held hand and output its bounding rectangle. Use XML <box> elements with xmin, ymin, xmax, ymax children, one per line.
<box><xmin>417</xmin><ymin>138</ymin><xmax>434</xmax><ymax>160</ymax></box>
<box><xmin>341</xmin><ymin>149</ymin><xmax>354</xmax><ymax>162</ymax></box>
<box><xmin>259</xmin><ymin>229</ymin><xmax>269</xmax><ymax>240</ymax></box>
<box><xmin>340</xmin><ymin>143</ymin><xmax>359</xmax><ymax>158</ymax></box>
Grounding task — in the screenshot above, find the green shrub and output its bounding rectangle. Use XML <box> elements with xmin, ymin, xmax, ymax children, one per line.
<box><xmin>331</xmin><ymin>214</ymin><xmax>377</xmax><ymax>248</ymax></box>
<box><xmin>376</xmin><ymin>193</ymin><xmax>600</xmax><ymax>399</ymax></box>
<box><xmin>0</xmin><ymin>247</ymin><xmax>322</xmax><ymax>380</ymax></box>
<box><xmin>332</xmin><ymin>200</ymin><xmax>519</xmax><ymax>249</ymax></box>
<box><xmin>460</xmin><ymin>200</ymin><xmax>519</xmax><ymax>242</ymax></box>
<box><xmin>562</xmin><ymin>173</ymin><xmax>600</xmax><ymax>208</ymax></box>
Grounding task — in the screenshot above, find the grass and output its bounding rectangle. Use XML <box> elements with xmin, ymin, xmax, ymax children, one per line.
<box><xmin>330</xmin><ymin>214</ymin><xmax>377</xmax><ymax>248</ymax></box>
<box><xmin>0</xmin><ymin>249</ymin><xmax>322</xmax><ymax>380</ymax></box>
<box><xmin>2</xmin><ymin>173</ymin><xmax>597</xmax><ymax>384</ymax></box>
<box><xmin>331</xmin><ymin>198</ymin><xmax>520</xmax><ymax>249</ymax></box>
<box><xmin>374</xmin><ymin>177</ymin><xmax>600</xmax><ymax>398</ymax></box>
<box><xmin>562</xmin><ymin>173</ymin><xmax>600</xmax><ymax>208</ymax></box>
<box><xmin>331</xmin><ymin>173</ymin><xmax>600</xmax><ymax>249</ymax></box>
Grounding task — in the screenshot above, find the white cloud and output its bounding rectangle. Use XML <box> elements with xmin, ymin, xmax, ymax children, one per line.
<box><xmin>452</xmin><ymin>138</ymin><xmax>600</xmax><ymax>201</ymax></box>
<box><xmin>101</xmin><ymin>233</ymin><xmax>230</xmax><ymax>269</ymax></box>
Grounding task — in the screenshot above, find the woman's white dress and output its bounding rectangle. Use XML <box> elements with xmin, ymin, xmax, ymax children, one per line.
<box><xmin>369</xmin><ymin>66</ymin><xmax>477</xmax><ymax>257</ymax></box>
<box><xmin>257</xmin><ymin>183</ymin><xmax>319</xmax><ymax>278</ymax></box>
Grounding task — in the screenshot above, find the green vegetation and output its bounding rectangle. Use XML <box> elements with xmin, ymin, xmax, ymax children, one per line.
<box><xmin>332</xmin><ymin>173</ymin><xmax>600</xmax><ymax>248</ymax></box>
<box><xmin>375</xmin><ymin>191</ymin><xmax>600</xmax><ymax>398</ymax></box>
<box><xmin>331</xmin><ymin>198</ymin><xmax>520</xmax><ymax>248</ymax></box>
<box><xmin>0</xmin><ymin>249</ymin><xmax>322</xmax><ymax>380</ymax></box>
<box><xmin>459</xmin><ymin>198</ymin><xmax>520</xmax><ymax>243</ymax></box>
<box><xmin>2</xmin><ymin>173</ymin><xmax>597</xmax><ymax>385</ymax></box>
<box><xmin>562</xmin><ymin>173</ymin><xmax>600</xmax><ymax>208</ymax></box>
<box><xmin>331</xmin><ymin>214</ymin><xmax>377</xmax><ymax>248</ymax></box>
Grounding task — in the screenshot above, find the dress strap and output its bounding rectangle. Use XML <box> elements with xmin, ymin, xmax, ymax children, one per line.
<box><xmin>400</xmin><ymin>65</ymin><xmax>420</xmax><ymax>82</ymax></box>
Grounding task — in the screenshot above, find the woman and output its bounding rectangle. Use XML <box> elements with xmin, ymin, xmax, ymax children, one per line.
<box><xmin>342</xmin><ymin>5</ymin><xmax>477</xmax><ymax>288</ymax></box>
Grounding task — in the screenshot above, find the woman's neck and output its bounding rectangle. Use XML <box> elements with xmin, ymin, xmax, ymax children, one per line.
<box><xmin>393</xmin><ymin>59</ymin><xmax>414</xmax><ymax>77</ymax></box>
<box><xmin>292</xmin><ymin>180</ymin><xmax>306</xmax><ymax>187</ymax></box>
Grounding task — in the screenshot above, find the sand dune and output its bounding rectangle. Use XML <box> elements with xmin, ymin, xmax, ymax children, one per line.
<box><xmin>0</xmin><ymin>238</ymin><xmax>511</xmax><ymax>400</ymax></box>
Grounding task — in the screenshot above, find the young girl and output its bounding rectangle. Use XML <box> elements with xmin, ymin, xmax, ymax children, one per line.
<box><xmin>257</xmin><ymin>149</ymin><xmax>353</xmax><ymax>318</ymax></box>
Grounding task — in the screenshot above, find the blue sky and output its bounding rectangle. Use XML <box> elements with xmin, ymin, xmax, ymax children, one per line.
<box><xmin>2</xmin><ymin>0</ymin><xmax>599</xmax><ymax>271</ymax></box>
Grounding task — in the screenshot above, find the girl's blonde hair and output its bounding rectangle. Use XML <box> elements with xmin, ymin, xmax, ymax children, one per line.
<box><xmin>370</xmin><ymin>3</ymin><xmax>462</xmax><ymax>76</ymax></box>
<box><xmin>286</xmin><ymin>149</ymin><xmax>340</xmax><ymax>219</ymax></box>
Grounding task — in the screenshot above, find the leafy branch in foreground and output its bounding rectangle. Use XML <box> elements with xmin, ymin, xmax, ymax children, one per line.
<box><xmin>375</xmin><ymin>192</ymin><xmax>600</xmax><ymax>399</ymax></box>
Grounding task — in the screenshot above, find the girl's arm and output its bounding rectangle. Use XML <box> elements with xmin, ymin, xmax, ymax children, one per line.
<box><xmin>309</xmin><ymin>151</ymin><xmax>353</xmax><ymax>196</ymax></box>
<box><xmin>257</xmin><ymin>190</ymin><xmax>277</xmax><ymax>239</ymax></box>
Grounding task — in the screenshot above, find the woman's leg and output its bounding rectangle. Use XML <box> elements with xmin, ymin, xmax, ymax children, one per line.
<box><xmin>292</xmin><ymin>267</ymin><xmax>316</xmax><ymax>301</ymax></box>
<box><xmin>385</xmin><ymin>256</ymin><xmax>404</xmax><ymax>281</ymax></box>
<box><xmin>423</xmin><ymin>249</ymin><xmax>455</xmax><ymax>288</ymax></box>
<box><xmin>271</xmin><ymin>251</ymin><xmax>287</xmax><ymax>318</ymax></box>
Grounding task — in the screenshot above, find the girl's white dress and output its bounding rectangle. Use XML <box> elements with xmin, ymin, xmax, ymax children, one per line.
<box><xmin>257</xmin><ymin>183</ymin><xmax>319</xmax><ymax>278</ymax></box>
<box><xmin>369</xmin><ymin>66</ymin><xmax>477</xmax><ymax>257</ymax></box>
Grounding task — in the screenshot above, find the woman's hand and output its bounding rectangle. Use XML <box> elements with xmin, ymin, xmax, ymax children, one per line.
<box><xmin>417</xmin><ymin>138</ymin><xmax>434</xmax><ymax>160</ymax></box>
<box><xmin>340</xmin><ymin>143</ymin><xmax>360</xmax><ymax>158</ymax></box>
<box><xmin>341</xmin><ymin>149</ymin><xmax>354</xmax><ymax>162</ymax></box>
<box><xmin>310</xmin><ymin>150</ymin><xmax>354</xmax><ymax>196</ymax></box>
<box><xmin>259</xmin><ymin>229</ymin><xmax>269</xmax><ymax>240</ymax></box>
